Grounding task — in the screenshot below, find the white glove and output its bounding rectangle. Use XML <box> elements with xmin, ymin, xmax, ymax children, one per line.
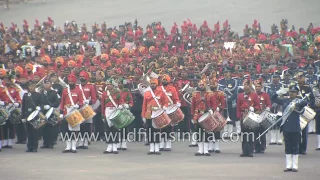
<box><xmin>21</xmin><ymin>119</ymin><xmax>26</xmax><ymax>123</ymax></box>
<box><xmin>36</xmin><ymin>106</ymin><xmax>41</xmax><ymax>111</ymax></box>
<box><xmin>59</xmin><ymin>114</ymin><xmax>63</xmax><ymax>119</ymax></box>
<box><xmin>0</xmin><ymin>101</ymin><xmax>5</xmax><ymax>106</ymax></box>
<box><xmin>84</xmin><ymin>100</ymin><xmax>90</xmax><ymax>105</ymax></box>
<box><xmin>249</xmin><ymin>106</ymin><xmax>254</xmax><ymax>112</ymax></box>
<box><xmin>209</xmin><ymin>109</ymin><xmax>213</xmax><ymax>114</ymax></box>
<box><xmin>14</xmin><ymin>103</ymin><xmax>19</xmax><ymax>107</ymax></box>
<box><xmin>124</xmin><ymin>104</ymin><xmax>129</xmax><ymax>109</ymax></box>
<box><xmin>44</xmin><ymin>105</ymin><xmax>50</xmax><ymax>110</ymax></box>
<box><xmin>266</xmin><ymin>107</ymin><xmax>270</xmax><ymax>112</ymax></box>
<box><xmin>107</xmin><ymin>118</ymin><xmax>113</xmax><ymax>127</ymax></box>
<box><xmin>142</xmin><ymin>118</ymin><xmax>146</xmax><ymax>124</ymax></box>
<box><xmin>73</xmin><ymin>104</ymin><xmax>80</xmax><ymax>109</ymax></box>
<box><xmin>176</xmin><ymin>102</ymin><xmax>181</xmax><ymax>107</ymax></box>
<box><xmin>191</xmin><ymin>119</ymin><xmax>196</xmax><ymax>124</ymax></box>
<box><xmin>118</xmin><ymin>105</ymin><xmax>123</xmax><ymax>109</ymax></box>
<box><xmin>163</xmin><ymin>106</ymin><xmax>167</xmax><ymax>111</ymax></box>
<box><xmin>216</xmin><ymin>107</ymin><xmax>220</xmax><ymax>112</ymax></box>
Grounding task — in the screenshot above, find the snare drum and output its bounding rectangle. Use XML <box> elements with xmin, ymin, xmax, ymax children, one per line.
<box><xmin>79</xmin><ymin>104</ymin><xmax>96</xmax><ymax>121</ymax></box>
<box><xmin>300</xmin><ymin>106</ymin><xmax>316</xmax><ymax>130</ymax></box>
<box><xmin>27</xmin><ymin>110</ymin><xmax>47</xmax><ymax>129</ymax></box>
<box><xmin>65</xmin><ymin>110</ymin><xmax>84</xmax><ymax>127</ymax></box>
<box><xmin>243</xmin><ymin>112</ymin><xmax>261</xmax><ymax>130</ymax></box>
<box><xmin>259</xmin><ymin>111</ymin><xmax>277</xmax><ymax>130</ymax></box>
<box><xmin>151</xmin><ymin>109</ymin><xmax>171</xmax><ymax>129</ymax></box>
<box><xmin>165</xmin><ymin>104</ymin><xmax>184</xmax><ymax>125</ymax></box>
<box><xmin>198</xmin><ymin>112</ymin><xmax>219</xmax><ymax>132</ymax></box>
<box><xmin>0</xmin><ymin>107</ymin><xmax>10</xmax><ymax>125</ymax></box>
<box><xmin>45</xmin><ymin>107</ymin><xmax>60</xmax><ymax>126</ymax></box>
<box><xmin>109</xmin><ymin>109</ymin><xmax>135</xmax><ymax>129</ymax></box>
<box><xmin>8</xmin><ymin>108</ymin><xmax>22</xmax><ymax>124</ymax></box>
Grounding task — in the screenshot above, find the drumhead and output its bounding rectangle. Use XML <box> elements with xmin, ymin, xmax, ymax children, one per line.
<box><xmin>166</xmin><ymin>105</ymin><xmax>178</xmax><ymax>114</ymax></box>
<box><xmin>27</xmin><ymin>110</ymin><xmax>39</xmax><ymax>121</ymax></box>
<box><xmin>45</xmin><ymin>107</ymin><xmax>54</xmax><ymax>119</ymax></box>
<box><xmin>109</xmin><ymin>110</ymin><xmax>120</xmax><ymax>120</ymax></box>
<box><xmin>151</xmin><ymin>109</ymin><xmax>164</xmax><ymax>119</ymax></box>
<box><xmin>198</xmin><ymin>113</ymin><xmax>209</xmax><ymax>123</ymax></box>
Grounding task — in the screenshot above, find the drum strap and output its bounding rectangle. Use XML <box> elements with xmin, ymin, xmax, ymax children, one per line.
<box><xmin>78</xmin><ymin>84</ymin><xmax>88</xmax><ymax>101</ymax></box>
<box><xmin>149</xmin><ymin>89</ymin><xmax>161</xmax><ymax>108</ymax></box>
<box><xmin>161</xmin><ymin>86</ymin><xmax>173</xmax><ymax>104</ymax></box>
<box><xmin>67</xmin><ymin>87</ymin><xmax>75</xmax><ymax>106</ymax></box>
<box><xmin>107</xmin><ymin>90</ymin><xmax>118</xmax><ymax>107</ymax></box>
<box><xmin>4</xmin><ymin>88</ymin><xmax>15</xmax><ymax>103</ymax></box>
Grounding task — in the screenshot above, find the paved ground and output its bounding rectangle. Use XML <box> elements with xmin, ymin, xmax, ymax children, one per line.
<box><xmin>1</xmin><ymin>0</ymin><xmax>320</xmax><ymax>179</ymax></box>
<box><xmin>0</xmin><ymin>0</ymin><xmax>320</xmax><ymax>34</ymax></box>
<box><xmin>0</xmin><ymin>133</ymin><xmax>319</xmax><ymax>180</ymax></box>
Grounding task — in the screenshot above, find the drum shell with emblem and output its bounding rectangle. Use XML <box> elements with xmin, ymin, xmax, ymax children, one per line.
<box><xmin>198</xmin><ymin>112</ymin><xmax>219</xmax><ymax>132</ymax></box>
<box><xmin>0</xmin><ymin>107</ymin><xmax>10</xmax><ymax>125</ymax></box>
<box><xmin>165</xmin><ymin>104</ymin><xmax>184</xmax><ymax>126</ymax></box>
<box><xmin>212</xmin><ymin>111</ymin><xmax>227</xmax><ymax>132</ymax></box>
<box><xmin>65</xmin><ymin>110</ymin><xmax>84</xmax><ymax>127</ymax></box>
<box><xmin>151</xmin><ymin>109</ymin><xmax>171</xmax><ymax>129</ymax></box>
<box><xmin>109</xmin><ymin>109</ymin><xmax>135</xmax><ymax>129</ymax></box>
<box><xmin>8</xmin><ymin>108</ymin><xmax>22</xmax><ymax>124</ymax></box>
<box><xmin>243</xmin><ymin>112</ymin><xmax>261</xmax><ymax>130</ymax></box>
<box><xmin>79</xmin><ymin>104</ymin><xmax>96</xmax><ymax>121</ymax></box>
<box><xmin>45</xmin><ymin>107</ymin><xmax>60</xmax><ymax>126</ymax></box>
<box><xmin>259</xmin><ymin>110</ymin><xmax>277</xmax><ymax>130</ymax></box>
<box><xmin>27</xmin><ymin>110</ymin><xmax>47</xmax><ymax>129</ymax></box>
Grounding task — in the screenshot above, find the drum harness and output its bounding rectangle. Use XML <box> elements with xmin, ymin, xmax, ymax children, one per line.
<box><xmin>160</xmin><ymin>86</ymin><xmax>173</xmax><ymax>105</ymax></box>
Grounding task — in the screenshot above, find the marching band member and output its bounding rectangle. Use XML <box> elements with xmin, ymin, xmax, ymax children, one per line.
<box><xmin>93</xmin><ymin>70</ymin><xmax>106</xmax><ymax>140</ymax></box>
<box><xmin>208</xmin><ymin>77</ymin><xmax>226</xmax><ymax>153</ymax></box>
<box><xmin>60</xmin><ymin>74</ymin><xmax>84</xmax><ymax>153</ymax></box>
<box><xmin>177</xmin><ymin>70</ymin><xmax>191</xmax><ymax>137</ymax></box>
<box><xmin>118</xmin><ymin>78</ymin><xmax>134</xmax><ymax>150</ymax></box>
<box><xmin>314</xmin><ymin>80</ymin><xmax>320</xmax><ymax>150</ymax></box>
<box><xmin>254</xmin><ymin>78</ymin><xmax>271</xmax><ymax>154</ymax></box>
<box><xmin>266</xmin><ymin>73</ymin><xmax>284</xmax><ymax>145</ymax></box>
<box><xmin>305</xmin><ymin>64</ymin><xmax>318</xmax><ymax>134</ymax></box>
<box><xmin>77</xmin><ymin>71</ymin><xmax>97</xmax><ymax>149</ymax></box>
<box><xmin>1</xmin><ymin>76</ymin><xmax>22</xmax><ymax>149</ymax></box>
<box><xmin>40</xmin><ymin>79</ymin><xmax>60</xmax><ymax>149</ymax></box>
<box><xmin>272</xmin><ymin>86</ymin><xmax>308</xmax><ymax>172</ymax></box>
<box><xmin>21</xmin><ymin>82</ymin><xmax>43</xmax><ymax>152</ymax></box>
<box><xmin>159</xmin><ymin>74</ymin><xmax>180</xmax><ymax>151</ymax></box>
<box><xmin>142</xmin><ymin>78</ymin><xmax>169</xmax><ymax>155</ymax></box>
<box><xmin>236</xmin><ymin>78</ymin><xmax>261</xmax><ymax>157</ymax></box>
<box><xmin>219</xmin><ymin>67</ymin><xmax>239</xmax><ymax>137</ymax></box>
<box><xmin>191</xmin><ymin>76</ymin><xmax>214</xmax><ymax>156</ymax></box>
<box><xmin>101</xmin><ymin>79</ymin><xmax>124</xmax><ymax>154</ymax></box>
<box><xmin>296</xmin><ymin>72</ymin><xmax>315</xmax><ymax>155</ymax></box>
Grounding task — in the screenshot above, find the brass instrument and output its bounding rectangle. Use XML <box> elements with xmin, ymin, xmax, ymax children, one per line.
<box><xmin>180</xmin><ymin>82</ymin><xmax>195</xmax><ymax>105</ymax></box>
<box><xmin>35</xmin><ymin>75</ymin><xmax>47</xmax><ymax>93</ymax></box>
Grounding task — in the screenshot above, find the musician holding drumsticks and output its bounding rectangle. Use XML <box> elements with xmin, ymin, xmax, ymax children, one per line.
<box><xmin>253</xmin><ymin>78</ymin><xmax>271</xmax><ymax>154</ymax></box>
<box><xmin>236</xmin><ymin>79</ymin><xmax>261</xmax><ymax>157</ymax></box>
<box><xmin>141</xmin><ymin>78</ymin><xmax>169</xmax><ymax>155</ymax></box>
<box><xmin>59</xmin><ymin>74</ymin><xmax>84</xmax><ymax>153</ymax></box>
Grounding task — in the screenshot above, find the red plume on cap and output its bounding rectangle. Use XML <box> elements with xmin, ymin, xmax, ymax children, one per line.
<box><xmin>82</xmin><ymin>34</ymin><xmax>89</xmax><ymax>41</ymax></box>
<box><xmin>35</xmin><ymin>20</ymin><xmax>40</xmax><ymax>27</ymax></box>
<box><xmin>127</xmin><ymin>30</ymin><xmax>134</xmax><ymax>37</ymax></box>
<box><xmin>187</xmin><ymin>19</ymin><xmax>192</xmax><ymax>27</ymax></box>
<box><xmin>48</xmin><ymin>17</ymin><xmax>53</xmax><ymax>22</ymax></box>
<box><xmin>67</xmin><ymin>74</ymin><xmax>77</xmax><ymax>83</ymax></box>
<box><xmin>202</xmin><ymin>21</ymin><xmax>208</xmax><ymax>28</ymax></box>
<box><xmin>96</xmin><ymin>31</ymin><xmax>103</xmax><ymax>37</ymax></box>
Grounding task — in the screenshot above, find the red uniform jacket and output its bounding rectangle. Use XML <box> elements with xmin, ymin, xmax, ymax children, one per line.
<box><xmin>60</xmin><ymin>87</ymin><xmax>84</xmax><ymax>115</ymax></box>
<box><xmin>120</xmin><ymin>88</ymin><xmax>134</xmax><ymax>107</ymax></box>
<box><xmin>211</xmin><ymin>90</ymin><xmax>226</xmax><ymax>112</ymax></box>
<box><xmin>160</xmin><ymin>84</ymin><xmax>180</xmax><ymax>105</ymax></box>
<box><xmin>191</xmin><ymin>91</ymin><xmax>215</xmax><ymax>121</ymax></box>
<box><xmin>101</xmin><ymin>89</ymin><xmax>124</xmax><ymax>116</ymax></box>
<box><xmin>0</xmin><ymin>86</ymin><xmax>22</xmax><ymax>104</ymax></box>
<box><xmin>256</xmin><ymin>91</ymin><xmax>271</xmax><ymax>111</ymax></box>
<box><xmin>236</xmin><ymin>92</ymin><xmax>261</xmax><ymax>120</ymax></box>
<box><xmin>142</xmin><ymin>87</ymin><xmax>169</xmax><ymax>119</ymax></box>
<box><xmin>77</xmin><ymin>83</ymin><xmax>97</xmax><ymax>104</ymax></box>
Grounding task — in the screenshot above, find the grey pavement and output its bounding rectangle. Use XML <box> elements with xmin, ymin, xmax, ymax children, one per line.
<box><xmin>0</xmin><ymin>0</ymin><xmax>320</xmax><ymax>34</ymax></box>
<box><xmin>0</xmin><ymin>133</ymin><xmax>319</xmax><ymax>180</ymax></box>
